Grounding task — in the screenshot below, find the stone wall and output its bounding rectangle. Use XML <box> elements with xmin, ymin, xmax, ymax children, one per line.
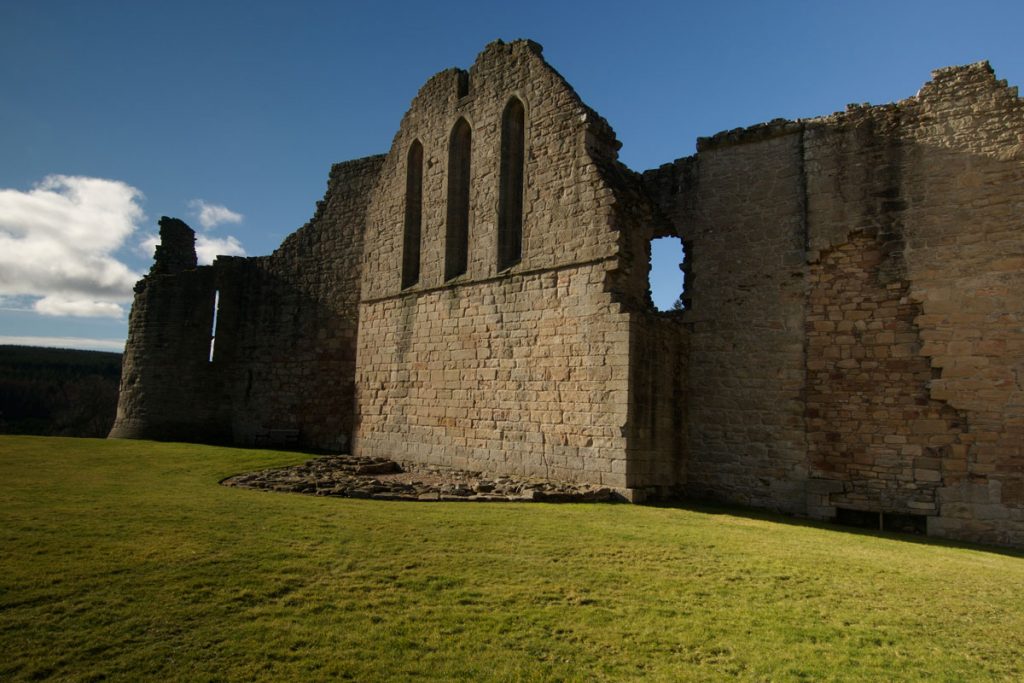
<box><xmin>112</xmin><ymin>41</ymin><xmax>1024</xmax><ymax>547</ymax></box>
<box><xmin>626</xmin><ymin>311</ymin><xmax>688</xmax><ymax>492</ymax></box>
<box><xmin>644</xmin><ymin>61</ymin><xmax>1024</xmax><ymax>545</ymax></box>
<box><xmin>798</xmin><ymin>63</ymin><xmax>1024</xmax><ymax>546</ymax></box>
<box><xmin>356</xmin><ymin>266</ymin><xmax>633</xmax><ymax>486</ymax></box>
<box><xmin>213</xmin><ymin>155</ymin><xmax>383</xmax><ymax>451</ymax></box>
<box><xmin>110</xmin><ymin>158</ymin><xmax>383</xmax><ymax>449</ymax></box>
<box><xmin>644</xmin><ymin>130</ymin><xmax>810</xmax><ymax>512</ymax></box>
<box><xmin>109</xmin><ymin>218</ymin><xmax>225</xmax><ymax>441</ymax></box>
<box><xmin>804</xmin><ymin>234</ymin><xmax>962</xmax><ymax>519</ymax></box>
<box><xmin>354</xmin><ymin>41</ymin><xmax>650</xmax><ymax>489</ymax></box>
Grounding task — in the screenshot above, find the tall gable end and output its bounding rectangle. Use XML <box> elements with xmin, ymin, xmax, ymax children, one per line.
<box><xmin>354</xmin><ymin>40</ymin><xmax>641</xmax><ymax>487</ymax></box>
<box><xmin>360</xmin><ymin>39</ymin><xmax>627</xmax><ymax>300</ymax></box>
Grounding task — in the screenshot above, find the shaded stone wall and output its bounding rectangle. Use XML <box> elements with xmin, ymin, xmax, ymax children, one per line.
<box><xmin>804</xmin><ymin>234</ymin><xmax>962</xmax><ymax>518</ymax></box>
<box><xmin>644</xmin><ymin>131</ymin><xmax>810</xmax><ymax>513</ymax></box>
<box><xmin>904</xmin><ymin>65</ymin><xmax>1024</xmax><ymax>546</ymax></box>
<box><xmin>214</xmin><ymin>156</ymin><xmax>383</xmax><ymax>450</ymax></box>
<box><xmin>110</xmin><ymin>158</ymin><xmax>383</xmax><ymax>449</ymax></box>
<box><xmin>110</xmin><ymin>218</ymin><xmax>225</xmax><ymax>441</ymax></box>
<box><xmin>645</xmin><ymin>61</ymin><xmax>1024</xmax><ymax>545</ymax></box>
<box><xmin>803</xmin><ymin>63</ymin><xmax>1024</xmax><ymax>546</ymax></box>
<box><xmin>626</xmin><ymin>311</ymin><xmax>688</xmax><ymax>492</ymax></box>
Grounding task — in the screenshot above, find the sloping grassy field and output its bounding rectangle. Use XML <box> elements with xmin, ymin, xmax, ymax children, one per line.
<box><xmin>1</xmin><ymin>436</ymin><xmax>1022</xmax><ymax>681</ymax></box>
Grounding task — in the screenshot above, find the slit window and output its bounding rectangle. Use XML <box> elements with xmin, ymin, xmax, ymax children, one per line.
<box><xmin>445</xmin><ymin>118</ymin><xmax>471</xmax><ymax>281</ymax></box>
<box><xmin>209</xmin><ymin>289</ymin><xmax>220</xmax><ymax>362</ymax></box>
<box><xmin>402</xmin><ymin>140</ymin><xmax>423</xmax><ymax>289</ymax></box>
<box><xmin>498</xmin><ymin>97</ymin><xmax>525</xmax><ymax>270</ymax></box>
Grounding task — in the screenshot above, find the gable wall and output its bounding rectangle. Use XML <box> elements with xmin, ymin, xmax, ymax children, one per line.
<box><xmin>353</xmin><ymin>41</ymin><xmax>637</xmax><ymax>486</ymax></box>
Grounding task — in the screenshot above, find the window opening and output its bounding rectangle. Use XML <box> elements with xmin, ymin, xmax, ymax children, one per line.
<box><xmin>649</xmin><ymin>236</ymin><xmax>686</xmax><ymax>311</ymax></box>
<box><xmin>835</xmin><ymin>507</ymin><xmax>881</xmax><ymax>530</ymax></box>
<box><xmin>834</xmin><ymin>508</ymin><xmax>928</xmax><ymax>536</ymax></box>
<box><xmin>402</xmin><ymin>140</ymin><xmax>423</xmax><ymax>289</ymax></box>
<box><xmin>445</xmin><ymin>118</ymin><xmax>471</xmax><ymax>281</ymax></box>
<box><xmin>209</xmin><ymin>289</ymin><xmax>220</xmax><ymax>362</ymax></box>
<box><xmin>882</xmin><ymin>512</ymin><xmax>927</xmax><ymax>535</ymax></box>
<box><xmin>498</xmin><ymin>97</ymin><xmax>525</xmax><ymax>270</ymax></box>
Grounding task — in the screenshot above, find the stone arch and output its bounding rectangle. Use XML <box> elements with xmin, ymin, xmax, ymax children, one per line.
<box><xmin>497</xmin><ymin>96</ymin><xmax>526</xmax><ymax>270</ymax></box>
<box><xmin>401</xmin><ymin>139</ymin><xmax>423</xmax><ymax>289</ymax></box>
<box><xmin>445</xmin><ymin>118</ymin><xmax>472</xmax><ymax>280</ymax></box>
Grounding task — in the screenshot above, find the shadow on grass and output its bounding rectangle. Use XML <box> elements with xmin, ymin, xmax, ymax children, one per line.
<box><xmin>646</xmin><ymin>498</ymin><xmax>1024</xmax><ymax>560</ymax></box>
<box><xmin>205</xmin><ymin>442</ymin><xmax>1024</xmax><ymax>559</ymax></box>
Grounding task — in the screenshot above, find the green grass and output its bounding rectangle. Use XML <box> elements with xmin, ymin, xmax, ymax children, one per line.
<box><xmin>1</xmin><ymin>436</ymin><xmax>1023</xmax><ymax>681</ymax></box>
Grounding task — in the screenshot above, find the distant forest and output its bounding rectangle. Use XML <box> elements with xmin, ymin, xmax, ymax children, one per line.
<box><xmin>0</xmin><ymin>345</ymin><xmax>122</xmax><ymax>437</ymax></box>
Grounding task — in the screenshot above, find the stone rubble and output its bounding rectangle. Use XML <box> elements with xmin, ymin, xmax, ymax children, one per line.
<box><xmin>221</xmin><ymin>454</ymin><xmax>617</xmax><ymax>503</ymax></box>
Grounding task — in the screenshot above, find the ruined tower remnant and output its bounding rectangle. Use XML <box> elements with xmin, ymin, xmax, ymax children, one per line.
<box><xmin>111</xmin><ymin>40</ymin><xmax>1024</xmax><ymax>549</ymax></box>
<box><xmin>150</xmin><ymin>216</ymin><xmax>198</xmax><ymax>276</ymax></box>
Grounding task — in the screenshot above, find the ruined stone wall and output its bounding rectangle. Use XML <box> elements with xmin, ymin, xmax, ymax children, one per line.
<box><xmin>626</xmin><ymin>311</ymin><xmax>688</xmax><ymax>492</ymax></box>
<box><xmin>646</xmin><ymin>61</ymin><xmax>1024</xmax><ymax>544</ymax></box>
<box><xmin>354</xmin><ymin>41</ymin><xmax>653</xmax><ymax>488</ymax></box>
<box><xmin>903</xmin><ymin>64</ymin><xmax>1024</xmax><ymax>546</ymax></box>
<box><xmin>803</xmin><ymin>63</ymin><xmax>1024</xmax><ymax>546</ymax></box>
<box><xmin>112</xmin><ymin>42</ymin><xmax>1024</xmax><ymax>547</ymax></box>
<box><xmin>213</xmin><ymin>156</ymin><xmax>383</xmax><ymax>450</ymax></box>
<box><xmin>111</xmin><ymin>158</ymin><xmax>382</xmax><ymax>449</ymax></box>
<box><xmin>799</xmin><ymin>99</ymin><xmax>964</xmax><ymax>528</ymax></box>
<box><xmin>110</xmin><ymin>219</ymin><xmax>226</xmax><ymax>441</ymax></box>
<box><xmin>644</xmin><ymin>130</ymin><xmax>810</xmax><ymax>513</ymax></box>
<box><xmin>804</xmin><ymin>235</ymin><xmax>962</xmax><ymax>519</ymax></box>
<box><xmin>607</xmin><ymin>161</ymin><xmax>689</xmax><ymax>493</ymax></box>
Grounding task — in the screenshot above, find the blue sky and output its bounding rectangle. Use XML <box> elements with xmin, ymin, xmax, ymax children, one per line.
<box><xmin>1</xmin><ymin>0</ymin><xmax>1022</xmax><ymax>351</ymax></box>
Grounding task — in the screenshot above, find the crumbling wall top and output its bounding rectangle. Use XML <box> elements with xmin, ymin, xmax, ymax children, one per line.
<box><xmin>150</xmin><ymin>216</ymin><xmax>197</xmax><ymax>276</ymax></box>
<box><xmin>690</xmin><ymin>61</ymin><xmax>1020</xmax><ymax>157</ymax></box>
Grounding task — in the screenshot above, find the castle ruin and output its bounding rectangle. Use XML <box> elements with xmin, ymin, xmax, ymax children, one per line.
<box><xmin>110</xmin><ymin>40</ymin><xmax>1024</xmax><ymax>548</ymax></box>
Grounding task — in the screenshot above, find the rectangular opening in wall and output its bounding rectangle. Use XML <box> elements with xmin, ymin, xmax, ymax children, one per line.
<box><xmin>649</xmin><ymin>236</ymin><xmax>686</xmax><ymax>311</ymax></box>
<box><xmin>209</xmin><ymin>289</ymin><xmax>220</xmax><ymax>363</ymax></box>
<box><xmin>835</xmin><ymin>507</ymin><xmax>881</xmax><ymax>531</ymax></box>
<box><xmin>881</xmin><ymin>512</ymin><xmax>927</xmax><ymax>535</ymax></box>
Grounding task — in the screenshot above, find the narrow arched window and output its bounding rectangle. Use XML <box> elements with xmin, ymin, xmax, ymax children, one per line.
<box><xmin>445</xmin><ymin>118</ymin><xmax>471</xmax><ymax>281</ymax></box>
<box><xmin>498</xmin><ymin>97</ymin><xmax>525</xmax><ymax>270</ymax></box>
<box><xmin>401</xmin><ymin>140</ymin><xmax>423</xmax><ymax>289</ymax></box>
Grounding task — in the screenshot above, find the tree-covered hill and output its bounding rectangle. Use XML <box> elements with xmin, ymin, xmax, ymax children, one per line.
<box><xmin>0</xmin><ymin>345</ymin><xmax>121</xmax><ymax>437</ymax></box>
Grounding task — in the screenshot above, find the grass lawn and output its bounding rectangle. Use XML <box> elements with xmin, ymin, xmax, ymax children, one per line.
<box><xmin>1</xmin><ymin>436</ymin><xmax>1023</xmax><ymax>681</ymax></box>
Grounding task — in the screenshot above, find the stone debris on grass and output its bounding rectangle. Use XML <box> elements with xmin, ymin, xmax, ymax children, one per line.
<box><xmin>221</xmin><ymin>455</ymin><xmax>616</xmax><ymax>503</ymax></box>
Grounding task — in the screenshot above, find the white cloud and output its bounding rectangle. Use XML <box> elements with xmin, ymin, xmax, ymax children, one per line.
<box><xmin>196</xmin><ymin>234</ymin><xmax>246</xmax><ymax>265</ymax></box>
<box><xmin>33</xmin><ymin>295</ymin><xmax>126</xmax><ymax>318</ymax></box>
<box><xmin>0</xmin><ymin>335</ymin><xmax>125</xmax><ymax>352</ymax></box>
<box><xmin>188</xmin><ymin>199</ymin><xmax>243</xmax><ymax>230</ymax></box>
<box><xmin>0</xmin><ymin>175</ymin><xmax>146</xmax><ymax>319</ymax></box>
<box><xmin>0</xmin><ymin>177</ymin><xmax>249</xmax><ymax>319</ymax></box>
<box><xmin>184</xmin><ymin>200</ymin><xmax>247</xmax><ymax>264</ymax></box>
<box><xmin>136</xmin><ymin>232</ymin><xmax>159</xmax><ymax>260</ymax></box>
